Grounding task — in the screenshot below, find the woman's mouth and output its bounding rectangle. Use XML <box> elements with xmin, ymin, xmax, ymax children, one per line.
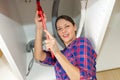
<box><xmin>62</xmin><ymin>34</ymin><xmax>69</xmax><ymax>38</ymax></box>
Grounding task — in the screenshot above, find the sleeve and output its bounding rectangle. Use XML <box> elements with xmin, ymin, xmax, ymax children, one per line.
<box><xmin>40</xmin><ymin>50</ymin><xmax>57</xmax><ymax>66</ymax></box>
<box><xmin>74</xmin><ymin>38</ymin><xmax>97</xmax><ymax>79</ymax></box>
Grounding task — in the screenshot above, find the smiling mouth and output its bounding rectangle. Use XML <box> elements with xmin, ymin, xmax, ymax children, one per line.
<box><xmin>62</xmin><ymin>34</ymin><xmax>69</xmax><ymax>38</ymax></box>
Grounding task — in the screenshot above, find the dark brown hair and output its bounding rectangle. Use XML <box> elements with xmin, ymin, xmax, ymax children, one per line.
<box><xmin>55</xmin><ymin>15</ymin><xmax>75</xmax><ymax>29</ymax></box>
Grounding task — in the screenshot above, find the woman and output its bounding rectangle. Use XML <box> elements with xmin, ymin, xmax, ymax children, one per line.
<box><xmin>34</xmin><ymin>12</ymin><xmax>97</xmax><ymax>80</ymax></box>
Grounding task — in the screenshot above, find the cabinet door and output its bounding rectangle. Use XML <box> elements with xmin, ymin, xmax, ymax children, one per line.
<box><xmin>0</xmin><ymin>14</ymin><xmax>27</xmax><ymax>80</ymax></box>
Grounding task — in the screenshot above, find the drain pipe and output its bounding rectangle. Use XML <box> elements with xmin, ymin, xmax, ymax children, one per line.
<box><xmin>52</xmin><ymin>0</ymin><xmax>65</xmax><ymax>48</ymax></box>
<box><xmin>76</xmin><ymin>0</ymin><xmax>88</xmax><ymax>38</ymax></box>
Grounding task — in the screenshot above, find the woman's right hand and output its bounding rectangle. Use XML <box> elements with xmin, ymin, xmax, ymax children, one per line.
<box><xmin>34</xmin><ymin>11</ymin><xmax>47</xmax><ymax>61</ymax></box>
<box><xmin>35</xmin><ymin>11</ymin><xmax>47</xmax><ymax>30</ymax></box>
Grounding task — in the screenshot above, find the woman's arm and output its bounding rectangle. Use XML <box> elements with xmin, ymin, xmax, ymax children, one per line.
<box><xmin>44</xmin><ymin>30</ymin><xmax>80</xmax><ymax>80</ymax></box>
<box><xmin>55</xmin><ymin>51</ymin><xmax>80</xmax><ymax>80</ymax></box>
<box><xmin>34</xmin><ymin>12</ymin><xmax>47</xmax><ymax>61</ymax></box>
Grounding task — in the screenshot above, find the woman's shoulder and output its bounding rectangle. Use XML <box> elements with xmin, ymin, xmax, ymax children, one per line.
<box><xmin>76</xmin><ymin>37</ymin><xmax>91</xmax><ymax>44</ymax></box>
<box><xmin>76</xmin><ymin>37</ymin><xmax>94</xmax><ymax>48</ymax></box>
<box><xmin>76</xmin><ymin>37</ymin><xmax>97</xmax><ymax>56</ymax></box>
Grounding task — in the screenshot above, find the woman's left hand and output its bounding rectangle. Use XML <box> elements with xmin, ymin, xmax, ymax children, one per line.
<box><xmin>44</xmin><ymin>30</ymin><xmax>60</xmax><ymax>55</ymax></box>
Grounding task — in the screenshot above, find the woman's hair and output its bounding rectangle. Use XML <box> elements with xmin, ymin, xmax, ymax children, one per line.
<box><xmin>55</xmin><ymin>15</ymin><xmax>75</xmax><ymax>29</ymax></box>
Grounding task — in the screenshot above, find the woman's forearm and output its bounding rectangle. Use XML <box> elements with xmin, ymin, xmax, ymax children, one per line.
<box><xmin>34</xmin><ymin>28</ymin><xmax>46</xmax><ymax>61</ymax></box>
<box><xmin>55</xmin><ymin>51</ymin><xmax>80</xmax><ymax>80</ymax></box>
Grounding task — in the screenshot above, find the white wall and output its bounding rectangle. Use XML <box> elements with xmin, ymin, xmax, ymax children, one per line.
<box><xmin>23</xmin><ymin>22</ymin><xmax>54</xmax><ymax>42</ymax></box>
<box><xmin>26</xmin><ymin>52</ymin><xmax>56</xmax><ymax>80</ymax></box>
<box><xmin>97</xmin><ymin>0</ymin><xmax>120</xmax><ymax>71</ymax></box>
<box><xmin>85</xmin><ymin>0</ymin><xmax>116</xmax><ymax>53</ymax></box>
<box><xmin>0</xmin><ymin>0</ymin><xmax>27</xmax><ymax>79</ymax></box>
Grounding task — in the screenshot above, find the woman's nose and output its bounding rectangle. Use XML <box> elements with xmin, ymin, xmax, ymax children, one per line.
<box><xmin>61</xmin><ymin>28</ymin><xmax>67</xmax><ymax>33</ymax></box>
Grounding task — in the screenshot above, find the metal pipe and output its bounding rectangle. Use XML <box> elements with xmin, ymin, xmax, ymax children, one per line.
<box><xmin>52</xmin><ymin>0</ymin><xmax>65</xmax><ymax>48</ymax></box>
<box><xmin>76</xmin><ymin>0</ymin><xmax>88</xmax><ymax>38</ymax></box>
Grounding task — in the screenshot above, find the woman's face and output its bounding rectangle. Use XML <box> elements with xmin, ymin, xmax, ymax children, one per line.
<box><xmin>56</xmin><ymin>19</ymin><xmax>77</xmax><ymax>46</ymax></box>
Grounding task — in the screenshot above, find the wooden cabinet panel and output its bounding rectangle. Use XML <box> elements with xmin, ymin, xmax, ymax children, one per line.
<box><xmin>0</xmin><ymin>50</ymin><xmax>3</xmax><ymax>57</ymax></box>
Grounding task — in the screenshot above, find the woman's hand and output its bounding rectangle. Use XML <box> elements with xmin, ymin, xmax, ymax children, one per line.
<box><xmin>34</xmin><ymin>11</ymin><xmax>47</xmax><ymax>30</ymax></box>
<box><xmin>44</xmin><ymin>30</ymin><xmax>60</xmax><ymax>55</ymax></box>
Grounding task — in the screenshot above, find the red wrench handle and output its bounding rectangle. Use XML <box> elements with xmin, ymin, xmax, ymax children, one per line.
<box><xmin>36</xmin><ymin>0</ymin><xmax>54</xmax><ymax>59</ymax></box>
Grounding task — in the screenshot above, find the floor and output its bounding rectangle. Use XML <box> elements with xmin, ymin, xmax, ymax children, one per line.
<box><xmin>97</xmin><ymin>68</ymin><xmax>120</xmax><ymax>80</ymax></box>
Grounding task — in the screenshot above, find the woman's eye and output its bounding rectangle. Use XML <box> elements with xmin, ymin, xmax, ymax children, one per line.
<box><xmin>57</xmin><ymin>28</ymin><xmax>62</xmax><ymax>31</ymax></box>
<box><xmin>65</xmin><ymin>25</ymin><xmax>70</xmax><ymax>28</ymax></box>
